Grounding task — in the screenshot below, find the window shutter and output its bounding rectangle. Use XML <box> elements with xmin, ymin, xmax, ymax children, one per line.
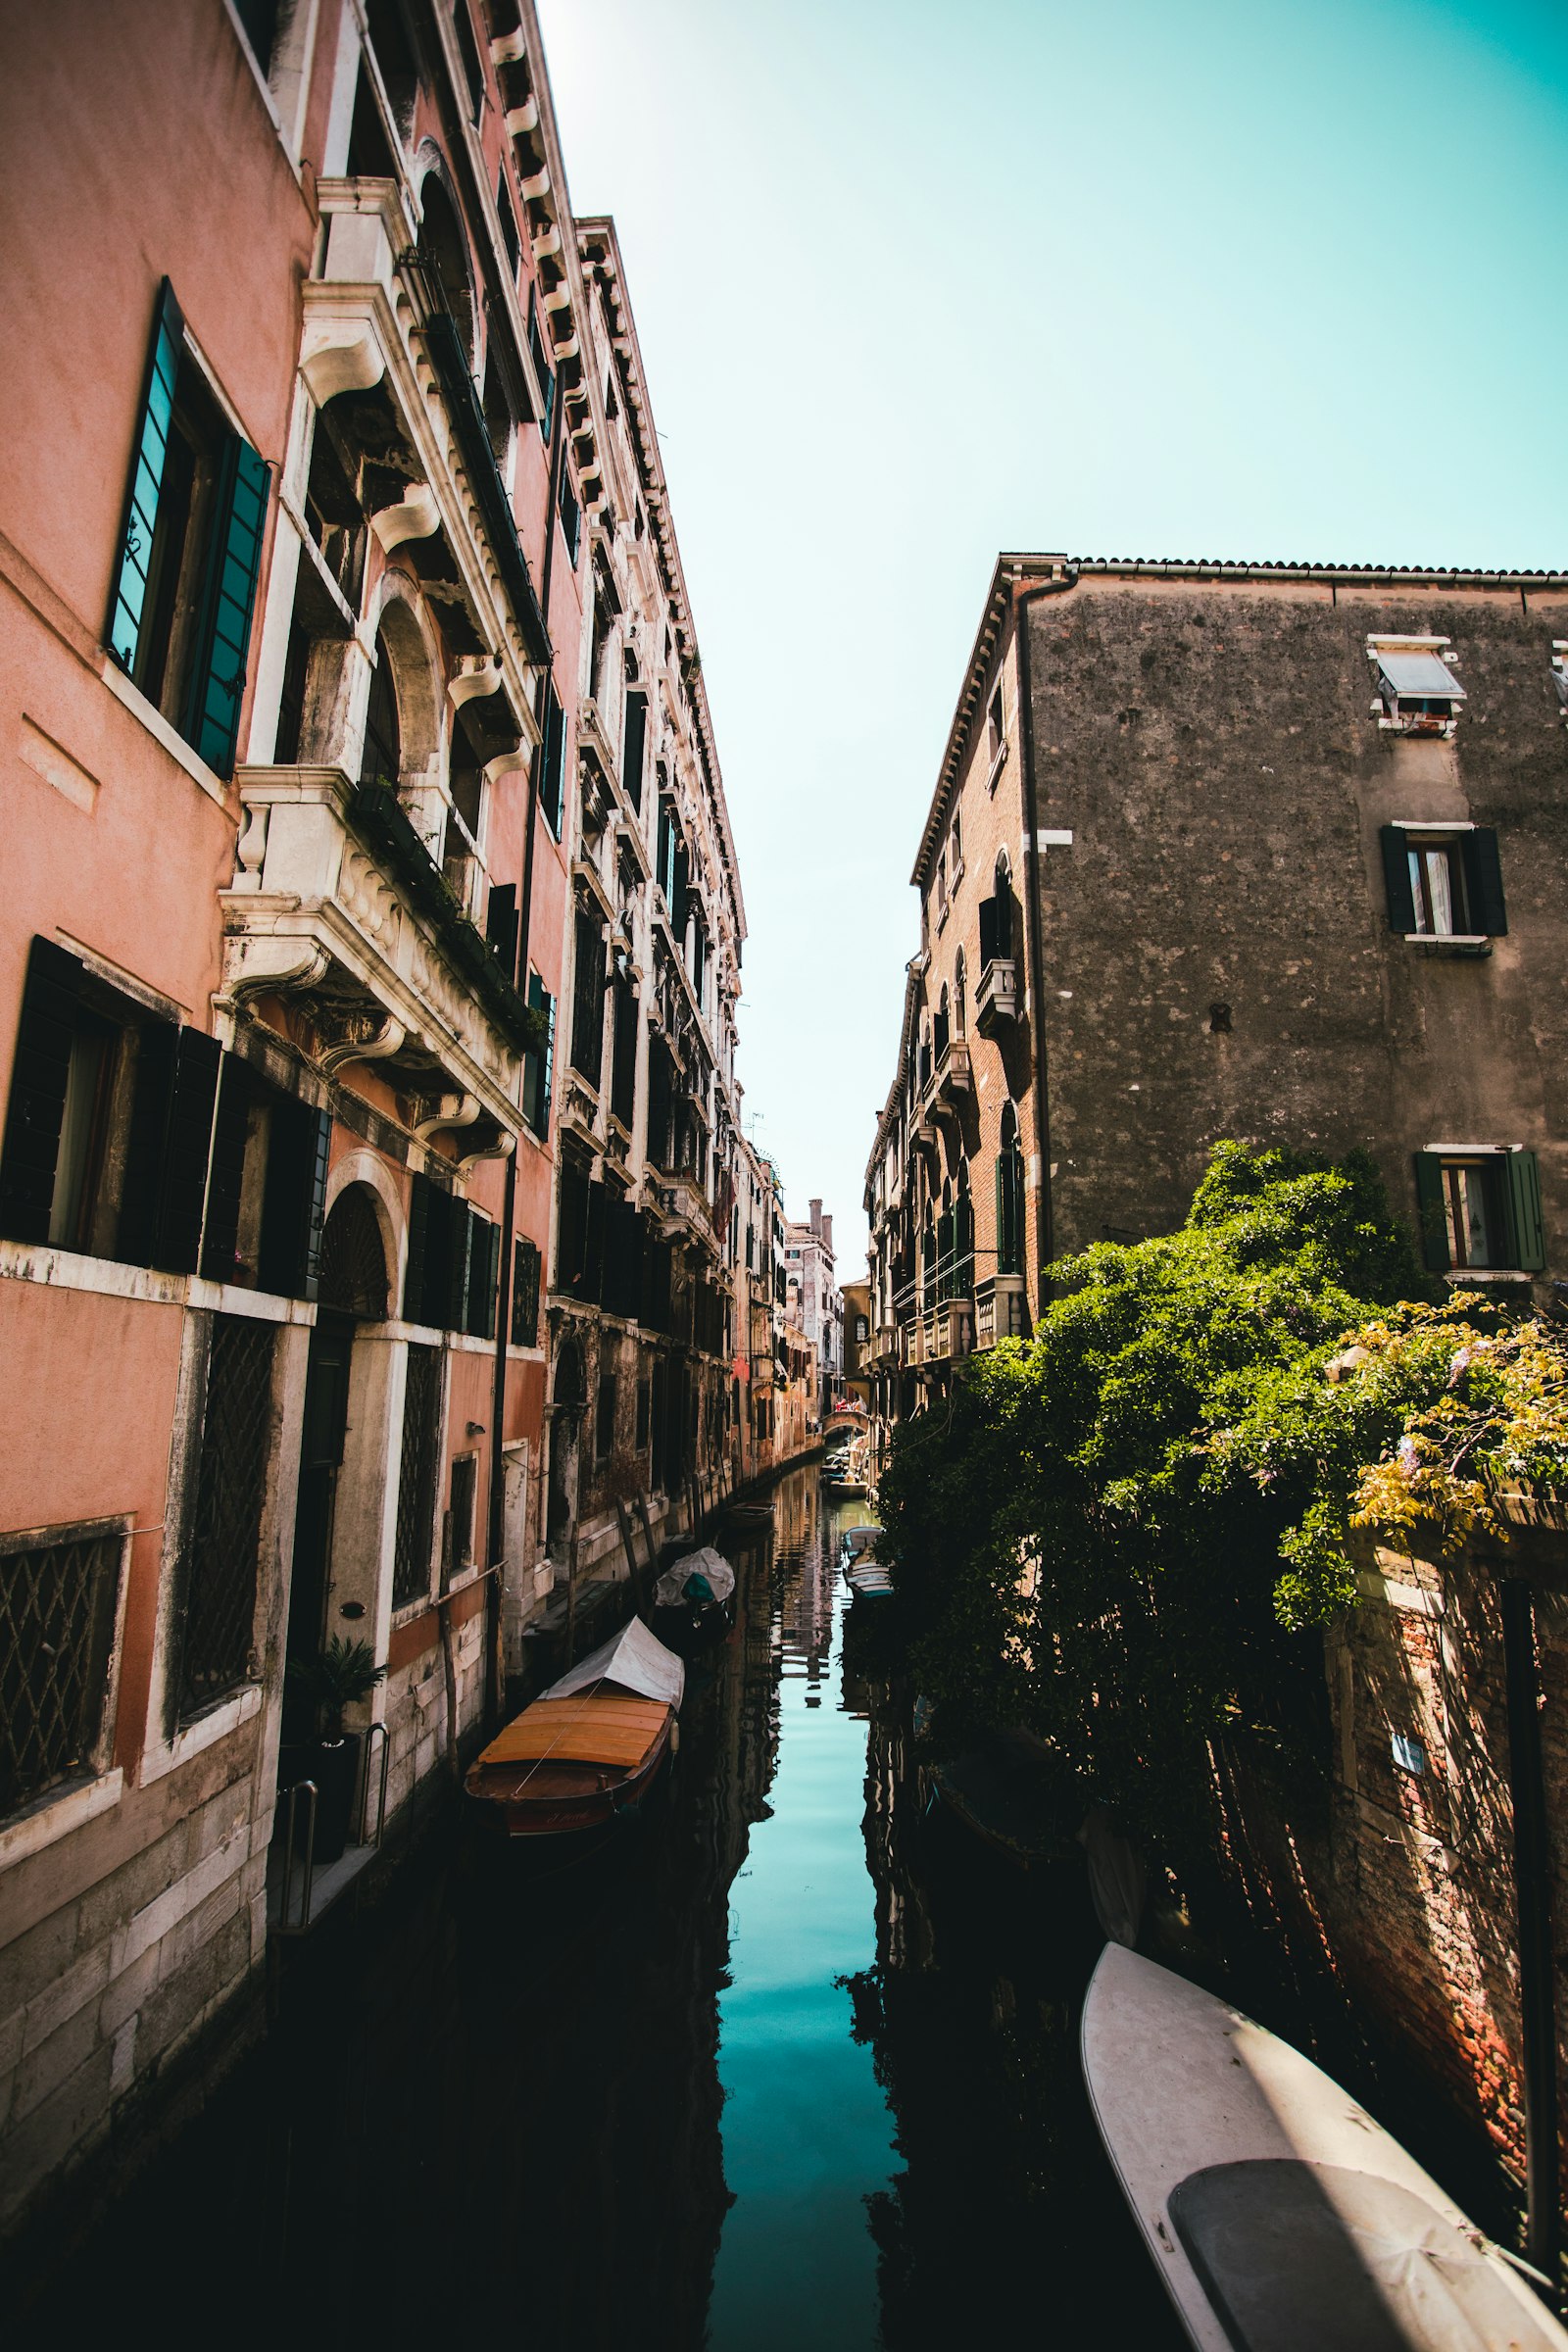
<box><xmin>418</xmin><ymin>1183</ymin><xmax>456</xmax><ymax>1328</ymax></box>
<box><xmin>183</xmin><ymin>436</ymin><xmax>270</xmax><ymax>779</ymax></box>
<box><xmin>153</xmin><ymin>1029</ymin><xmax>220</xmax><ymax>1273</ymax></box>
<box><xmin>671</xmin><ymin>842</ymin><xmax>690</xmax><ymax>937</ymax></box>
<box><xmin>1461</xmin><ymin>829</ymin><xmax>1507</xmax><ymax>938</ymax></box>
<box><xmin>447</xmin><ymin>1200</ymin><xmax>471</xmax><ymax>1332</ymax></box>
<box><xmin>1380</xmin><ymin>826</ymin><xmax>1417</xmax><ymax>933</ymax></box>
<box><xmin>978</xmin><ymin>895</ymin><xmax>999</xmax><ymax>967</ymax></box>
<box><xmin>405</xmin><ymin>1171</ymin><xmax>431</xmax><ymax>1321</ymax></box>
<box><xmin>300</xmin><ymin>1105</ymin><xmax>331</xmax><ymax>1302</ymax></box>
<box><xmin>1413</xmin><ymin>1152</ymin><xmax>1450</xmax><ymax>1273</ymax></box>
<box><xmin>117</xmin><ymin>1019</ymin><xmax>180</xmax><ymax>1267</ymax></box>
<box><xmin>107</xmin><ymin>279</ymin><xmax>184</xmax><ymax>679</ymax></box>
<box><xmin>466</xmin><ymin>1212</ymin><xmax>498</xmax><ymax>1340</ymax></box>
<box><xmin>511</xmin><ymin>1236</ymin><xmax>540</xmax><ymax>1346</ymax></box>
<box><xmin>199</xmin><ymin>1053</ymin><xmax>252</xmax><ymax>1283</ymax></box>
<box><xmin>1505</xmin><ymin>1150</ymin><xmax>1545</xmax><ymax>1272</ymax></box>
<box><xmin>0</xmin><ymin>938</ymin><xmax>87</xmax><ymax>1244</ymax></box>
<box><xmin>539</xmin><ymin>682</ymin><xmax>564</xmax><ymax>839</ymax></box>
<box><xmin>525</xmin><ymin>974</ymin><xmax>555</xmax><ymax>1130</ymax></box>
<box><xmin>621</xmin><ymin>690</ymin><xmax>648</xmax><ymax>811</ymax></box>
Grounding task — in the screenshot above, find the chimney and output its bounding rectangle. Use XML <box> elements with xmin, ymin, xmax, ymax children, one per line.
<box><xmin>808</xmin><ymin>1198</ymin><xmax>822</xmax><ymax>1237</ymax></box>
<box><xmin>821</xmin><ymin>1213</ymin><xmax>833</xmax><ymax>1256</ymax></box>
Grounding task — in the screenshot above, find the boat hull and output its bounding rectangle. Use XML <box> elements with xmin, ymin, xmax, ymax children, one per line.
<box><xmin>466</xmin><ymin>1699</ymin><xmax>675</xmax><ymax>1839</ymax></box>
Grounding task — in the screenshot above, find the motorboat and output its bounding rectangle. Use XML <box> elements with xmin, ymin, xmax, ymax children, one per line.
<box><xmin>1082</xmin><ymin>1943</ymin><xmax>1568</xmax><ymax>2352</ymax></box>
<box><xmin>650</xmin><ymin>1544</ymin><xmax>737</xmax><ymax>1651</ymax></box>
<box><xmin>845</xmin><ymin>1560</ymin><xmax>895</xmax><ymax>1599</ymax></box>
<box><xmin>465</xmin><ymin>1617</ymin><xmax>684</xmax><ymax>1839</ymax></box>
<box><xmin>839</xmin><ymin>1523</ymin><xmax>884</xmax><ymax>1572</ymax></box>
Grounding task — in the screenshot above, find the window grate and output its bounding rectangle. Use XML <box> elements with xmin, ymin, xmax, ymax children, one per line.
<box><xmin>0</xmin><ymin>1529</ymin><xmax>122</xmax><ymax>1820</ymax></box>
<box><xmin>393</xmin><ymin>1343</ymin><xmax>442</xmax><ymax>1608</ymax></box>
<box><xmin>176</xmin><ymin>1315</ymin><xmax>273</xmax><ymax>1721</ymax></box>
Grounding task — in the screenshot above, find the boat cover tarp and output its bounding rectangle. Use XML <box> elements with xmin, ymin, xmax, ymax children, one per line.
<box><xmin>654</xmin><ymin>1546</ymin><xmax>736</xmax><ymax>1610</ymax></box>
<box><xmin>477</xmin><ymin>1694</ymin><xmax>670</xmax><ymax>1770</ymax></box>
<box><xmin>1169</xmin><ymin>2158</ymin><xmax>1563</xmax><ymax>2352</ymax></box>
<box><xmin>544</xmin><ymin>1615</ymin><xmax>685</xmax><ymax>1709</ymax></box>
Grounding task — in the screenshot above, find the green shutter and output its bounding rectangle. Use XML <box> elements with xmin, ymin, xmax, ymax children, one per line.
<box><xmin>199</xmin><ymin>1053</ymin><xmax>253</xmax><ymax>1283</ymax></box>
<box><xmin>1413</xmin><ymin>1153</ymin><xmax>1450</xmax><ymax>1273</ymax></box>
<box><xmin>1461</xmin><ymin>829</ymin><xmax>1507</xmax><ymax>939</ymax></box>
<box><xmin>300</xmin><ymin>1106</ymin><xmax>331</xmax><ymax>1302</ymax></box>
<box><xmin>183</xmin><ymin>436</ymin><xmax>270</xmax><ymax>778</ymax></box>
<box><xmin>0</xmin><ymin>939</ymin><xmax>87</xmax><ymax>1244</ymax></box>
<box><xmin>258</xmin><ymin>1096</ymin><xmax>330</xmax><ymax>1298</ymax></box>
<box><xmin>539</xmin><ymin>683</ymin><xmax>564</xmax><ymax>839</ymax></box>
<box><xmin>1380</xmin><ymin>826</ymin><xmax>1417</xmax><ymax>933</ymax></box>
<box><xmin>107</xmin><ymin>280</ymin><xmax>184</xmax><ymax>678</ymax></box>
<box><xmin>1506</xmin><ymin>1150</ymin><xmax>1545</xmax><ymax>1272</ymax></box>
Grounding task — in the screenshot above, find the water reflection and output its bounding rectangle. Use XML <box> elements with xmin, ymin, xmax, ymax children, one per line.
<box><xmin>19</xmin><ymin>1466</ymin><xmax>1178</xmax><ymax>2351</ymax></box>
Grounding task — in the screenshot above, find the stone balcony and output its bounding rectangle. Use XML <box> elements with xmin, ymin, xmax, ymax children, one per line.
<box><xmin>935</xmin><ymin>1035</ymin><xmax>973</xmax><ymax>1108</ymax></box>
<box><xmin>974</xmin><ymin>956</ymin><xmax>1019</xmax><ymax>1035</ymax></box>
<box><xmin>651</xmin><ymin>1168</ymin><xmax>714</xmax><ymax>1250</ymax></box>
<box><xmin>220</xmin><ymin>766</ymin><xmax>537</xmax><ymax>1154</ymax></box>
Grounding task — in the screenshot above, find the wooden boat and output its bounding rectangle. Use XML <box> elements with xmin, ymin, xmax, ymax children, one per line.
<box><xmin>651</xmin><ymin>1544</ymin><xmax>736</xmax><ymax>1652</ymax></box>
<box><xmin>466</xmin><ymin>1618</ymin><xmax>684</xmax><ymax>1839</ymax></box>
<box><xmin>1083</xmin><ymin>1943</ymin><xmax>1568</xmax><ymax>2352</ymax></box>
<box><xmin>723</xmin><ymin>1499</ymin><xmax>775</xmax><ymax>1528</ymax></box>
<box><xmin>845</xmin><ymin>1561</ymin><xmax>894</xmax><ymax>1599</ymax></box>
<box><xmin>839</xmin><ymin>1523</ymin><xmax>884</xmax><ymax>1571</ymax></box>
<box><xmin>929</xmin><ymin>1727</ymin><xmax>1084</xmax><ymax>1870</ymax></box>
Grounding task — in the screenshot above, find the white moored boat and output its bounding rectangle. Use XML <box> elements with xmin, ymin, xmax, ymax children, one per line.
<box><xmin>1082</xmin><ymin>1943</ymin><xmax>1567</xmax><ymax>2352</ymax></box>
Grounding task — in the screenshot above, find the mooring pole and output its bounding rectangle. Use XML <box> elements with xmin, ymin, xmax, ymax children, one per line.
<box><xmin>1501</xmin><ymin>1574</ymin><xmax>1561</xmax><ymax>2299</ymax></box>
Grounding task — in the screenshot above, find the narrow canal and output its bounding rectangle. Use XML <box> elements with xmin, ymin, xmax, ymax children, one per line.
<box><xmin>22</xmin><ymin>1464</ymin><xmax>1181</xmax><ymax>2348</ymax></box>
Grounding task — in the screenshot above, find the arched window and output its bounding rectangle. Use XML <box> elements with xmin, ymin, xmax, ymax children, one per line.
<box><xmin>956</xmin><ymin>1160</ymin><xmax>974</xmax><ymax>1297</ymax></box>
<box><xmin>996</xmin><ymin>1104</ymin><xmax>1025</xmax><ymax>1277</ymax></box>
<box><xmin>993</xmin><ymin>854</ymin><xmax>1014</xmax><ymax>961</ymax></box>
<box><xmin>416</xmin><ymin>173</ymin><xmax>475</xmax><ymax>366</ymax></box>
<box><xmin>318</xmin><ymin>1185</ymin><xmax>390</xmax><ymax>1321</ymax></box>
<box><xmin>360</xmin><ymin>635</ymin><xmax>402</xmax><ymax>787</ymax></box>
<box><xmin>955</xmin><ymin>947</ymin><xmax>967</xmax><ymax>1037</ymax></box>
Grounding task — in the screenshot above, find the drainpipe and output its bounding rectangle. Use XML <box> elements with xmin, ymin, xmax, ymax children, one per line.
<box><xmin>1013</xmin><ymin>565</ymin><xmax>1078</xmax><ymax>1297</ymax></box>
<box><xmin>1500</xmin><ymin>1573</ymin><xmax>1561</xmax><ymax>2297</ymax></box>
<box><xmin>484</xmin><ymin>330</ymin><xmax>568</xmax><ymax>1724</ymax></box>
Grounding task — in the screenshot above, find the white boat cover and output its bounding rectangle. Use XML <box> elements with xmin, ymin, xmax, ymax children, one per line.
<box><xmin>654</xmin><ymin>1546</ymin><xmax>737</xmax><ymax>1609</ymax></box>
<box><xmin>543</xmin><ymin>1615</ymin><xmax>685</xmax><ymax>1710</ymax></box>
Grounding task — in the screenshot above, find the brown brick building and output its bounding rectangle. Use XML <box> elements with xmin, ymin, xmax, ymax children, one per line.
<box><xmin>865</xmin><ymin>556</ymin><xmax>1568</xmax><ymax>1464</ymax></box>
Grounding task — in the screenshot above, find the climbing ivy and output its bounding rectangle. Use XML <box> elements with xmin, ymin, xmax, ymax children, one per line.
<box><xmin>877</xmin><ymin>1144</ymin><xmax>1511</xmax><ymax>1852</ymax></box>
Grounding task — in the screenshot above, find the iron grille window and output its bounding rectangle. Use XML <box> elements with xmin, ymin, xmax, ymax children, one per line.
<box><xmin>175</xmin><ymin>1314</ymin><xmax>273</xmax><ymax>1722</ymax></box>
<box><xmin>393</xmin><ymin>1343</ymin><xmax>442</xmax><ymax>1608</ymax></box>
<box><xmin>0</xmin><ymin>1524</ymin><xmax>122</xmax><ymax>1820</ymax></box>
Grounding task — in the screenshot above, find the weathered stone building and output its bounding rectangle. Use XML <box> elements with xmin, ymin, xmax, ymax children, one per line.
<box><xmin>867</xmin><ymin>556</ymin><xmax>1568</xmax><ymax>1465</ymax></box>
<box><xmin>785</xmin><ymin>1199</ymin><xmax>843</xmax><ymax>1423</ymax></box>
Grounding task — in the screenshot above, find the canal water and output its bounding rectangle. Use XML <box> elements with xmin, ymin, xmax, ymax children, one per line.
<box><xmin>18</xmin><ymin>1464</ymin><xmax>1182</xmax><ymax>2349</ymax></box>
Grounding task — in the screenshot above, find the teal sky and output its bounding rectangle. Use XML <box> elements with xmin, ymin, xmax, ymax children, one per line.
<box><xmin>535</xmin><ymin>0</ymin><xmax>1568</xmax><ymax>1274</ymax></box>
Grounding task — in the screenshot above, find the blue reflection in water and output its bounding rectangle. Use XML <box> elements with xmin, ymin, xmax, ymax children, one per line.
<box><xmin>707</xmin><ymin>1498</ymin><xmax>895</xmax><ymax>2350</ymax></box>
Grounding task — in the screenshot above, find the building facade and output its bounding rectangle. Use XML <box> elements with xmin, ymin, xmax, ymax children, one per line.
<box><xmin>0</xmin><ymin>0</ymin><xmax>774</xmax><ymax>2231</ymax></box>
<box><xmin>785</xmin><ymin>1199</ymin><xmax>842</xmax><ymax>1424</ymax></box>
<box><xmin>867</xmin><ymin>555</ymin><xmax>1568</xmax><ymax>1468</ymax></box>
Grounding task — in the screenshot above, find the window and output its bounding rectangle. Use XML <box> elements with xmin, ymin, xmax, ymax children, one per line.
<box><xmin>1414</xmin><ymin>1148</ymin><xmax>1544</xmax><ymax>1275</ymax></box>
<box><xmin>996</xmin><ymin>1105</ymin><xmax>1026</xmax><ymax>1276</ymax></box>
<box><xmin>175</xmin><ymin>1314</ymin><xmax>274</xmax><ymax>1719</ymax></box>
<box><xmin>511</xmin><ymin>1237</ymin><xmax>541</xmax><ymax>1347</ymax></box>
<box><xmin>621</xmin><ymin>689</ymin><xmax>648</xmax><ymax>811</ymax></box>
<box><xmin>950</xmin><ymin>808</ymin><xmax>962</xmax><ymax>882</ymax></box>
<box><xmin>448</xmin><ymin>1454</ymin><xmax>477</xmax><ymax>1575</ymax></box>
<box><xmin>538</xmin><ymin>680</ymin><xmax>565</xmax><ymax>839</ymax></box>
<box><xmin>569</xmin><ymin>904</ymin><xmax>607</xmax><ymax>1084</ymax></box>
<box><xmin>404</xmin><ymin>1175</ymin><xmax>499</xmax><ymax>1332</ymax></box>
<box><xmin>0</xmin><ymin>1520</ymin><xmax>125</xmax><ymax>1821</ymax></box>
<box><xmin>495</xmin><ymin>167</ymin><xmax>520</xmax><ymax>278</ymax></box>
<box><xmin>1368</xmin><ymin>637</ymin><xmax>1465</xmax><ymax>736</ymax></box>
<box><xmin>452</xmin><ymin>0</ymin><xmax>484</xmax><ymax>121</ymax></box>
<box><xmin>610</xmin><ymin>973</ymin><xmax>637</xmax><ymax>1129</ymax></box>
<box><xmin>558</xmin><ymin>467</ymin><xmax>582</xmax><ymax>566</ymax></box>
<box><xmin>107</xmin><ymin>282</ymin><xmax>270</xmax><ymax>778</ymax></box>
<box><xmin>521</xmin><ymin>974</ymin><xmax>556</xmax><ymax>1137</ymax></box>
<box><xmin>1380</xmin><ymin>825</ymin><xmax>1505</xmax><ymax>941</ymax></box>
<box><xmin>987</xmin><ymin>684</ymin><xmax>1006</xmax><ymax>780</ymax></box>
<box><xmin>393</xmin><ymin>1342</ymin><xmax>442</xmax><ymax>1608</ymax></box>
<box><xmin>595</xmin><ymin>1373</ymin><xmax>616</xmax><ymax>1464</ymax></box>
<box><xmin>527</xmin><ymin>290</ymin><xmax>556</xmax><ymax>442</ymax></box>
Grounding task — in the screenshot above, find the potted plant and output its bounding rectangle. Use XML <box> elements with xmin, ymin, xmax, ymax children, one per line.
<box><xmin>285</xmin><ymin>1638</ymin><xmax>387</xmax><ymax>1864</ymax></box>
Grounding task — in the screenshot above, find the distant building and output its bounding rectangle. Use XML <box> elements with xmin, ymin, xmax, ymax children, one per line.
<box><xmin>785</xmin><ymin>1198</ymin><xmax>842</xmax><ymax>1424</ymax></box>
<box><xmin>866</xmin><ymin>554</ymin><xmax>1568</xmax><ymax>1469</ymax></box>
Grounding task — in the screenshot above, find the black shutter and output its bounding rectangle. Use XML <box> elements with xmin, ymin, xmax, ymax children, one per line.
<box><xmin>118</xmin><ymin>1019</ymin><xmax>180</xmax><ymax>1267</ymax></box>
<box><xmin>405</xmin><ymin>1172</ymin><xmax>431</xmax><ymax>1321</ymax></box>
<box><xmin>511</xmin><ymin>1237</ymin><xmax>540</xmax><ymax>1347</ymax></box>
<box><xmin>539</xmin><ymin>681</ymin><xmax>565</xmax><ymax>839</ymax></box>
<box><xmin>1461</xmin><ymin>829</ymin><xmax>1507</xmax><ymax>938</ymax></box>
<box><xmin>447</xmin><ymin>1200</ymin><xmax>470</xmax><ymax>1332</ymax></box>
<box><xmin>153</xmin><ymin>1029</ymin><xmax>220</xmax><ymax>1273</ymax></box>
<box><xmin>671</xmin><ymin>841</ymin><xmax>690</xmax><ymax>936</ymax></box>
<box><xmin>978</xmin><ymin>895</ymin><xmax>998</xmax><ymax>967</ymax></box>
<box><xmin>198</xmin><ymin>1052</ymin><xmax>252</xmax><ymax>1282</ymax></box>
<box><xmin>0</xmin><ymin>938</ymin><xmax>87</xmax><ymax>1244</ymax></box>
<box><xmin>1380</xmin><ymin>826</ymin><xmax>1417</xmax><ymax>932</ymax></box>
<box><xmin>466</xmin><ymin>1212</ymin><xmax>497</xmax><ymax>1340</ymax></box>
<box><xmin>258</xmin><ymin>1096</ymin><xmax>330</xmax><ymax>1298</ymax></box>
<box><xmin>621</xmin><ymin>690</ymin><xmax>647</xmax><ymax>811</ymax></box>
<box><xmin>485</xmin><ymin>882</ymin><xmax>519</xmax><ymax>983</ymax></box>
<box><xmin>418</xmin><ymin>1183</ymin><xmax>455</xmax><ymax>1328</ymax></box>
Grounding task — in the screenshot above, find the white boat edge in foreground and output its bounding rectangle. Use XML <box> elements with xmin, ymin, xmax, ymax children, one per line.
<box><xmin>1081</xmin><ymin>1942</ymin><xmax>1568</xmax><ymax>2352</ymax></box>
